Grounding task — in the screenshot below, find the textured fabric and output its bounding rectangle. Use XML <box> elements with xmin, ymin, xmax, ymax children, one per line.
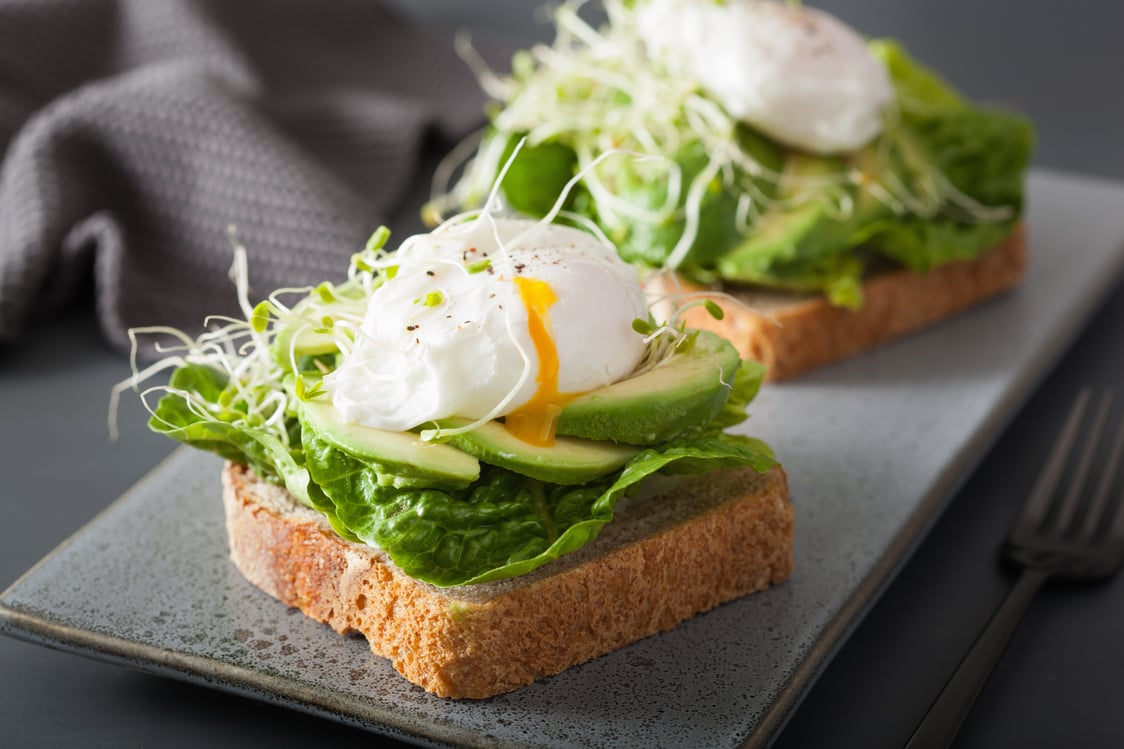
<box><xmin>0</xmin><ymin>0</ymin><xmax>501</xmax><ymax>348</ymax></box>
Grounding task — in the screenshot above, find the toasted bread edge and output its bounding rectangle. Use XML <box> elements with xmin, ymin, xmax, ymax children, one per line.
<box><xmin>222</xmin><ymin>461</ymin><xmax>792</xmax><ymax>699</ymax></box>
<box><xmin>654</xmin><ymin>224</ymin><xmax>1028</xmax><ymax>381</ymax></box>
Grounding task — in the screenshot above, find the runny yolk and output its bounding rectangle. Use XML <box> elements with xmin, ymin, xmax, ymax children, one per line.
<box><xmin>505</xmin><ymin>276</ymin><xmax>564</xmax><ymax>447</ymax></box>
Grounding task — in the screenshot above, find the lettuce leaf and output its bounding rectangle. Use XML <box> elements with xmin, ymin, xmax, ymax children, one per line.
<box><xmin>709</xmin><ymin>358</ymin><xmax>766</xmax><ymax>430</ymax></box>
<box><xmin>861</xmin><ymin>44</ymin><xmax>1033</xmax><ymax>270</ymax></box>
<box><xmin>869</xmin><ymin>39</ymin><xmax>964</xmax><ymax>112</ymax></box>
<box><xmin>903</xmin><ymin>107</ymin><xmax>1032</xmax><ymax>210</ymax></box>
<box><xmin>147</xmin><ymin>364</ymin><xmax>343</xmax><ymax>528</ymax></box>
<box><xmin>303</xmin><ymin>427</ymin><xmax>775</xmax><ymax>586</ymax></box>
<box><xmin>866</xmin><ymin>217</ymin><xmax>1018</xmax><ymax>273</ymax></box>
<box><xmin>149</xmin><ymin>332</ymin><xmax>775</xmax><ymax>587</ymax></box>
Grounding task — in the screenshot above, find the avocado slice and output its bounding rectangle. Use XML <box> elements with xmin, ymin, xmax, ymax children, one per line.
<box><xmin>440</xmin><ymin>419</ymin><xmax>640</xmax><ymax>485</ymax></box>
<box><xmin>556</xmin><ymin>330</ymin><xmax>741</xmax><ymax>445</ymax></box>
<box><xmin>298</xmin><ymin>399</ymin><xmax>480</xmax><ymax>490</ymax></box>
<box><xmin>716</xmin><ymin>148</ymin><xmax>892</xmax><ymax>304</ymax></box>
<box><xmin>273</xmin><ymin>324</ymin><xmax>338</xmax><ymax>363</ymax></box>
<box><xmin>717</xmin><ymin>152</ymin><xmax>850</xmax><ymax>279</ymax></box>
<box><xmin>719</xmin><ymin>146</ymin><xmax>894</xmax><ymax>274</ymax></box>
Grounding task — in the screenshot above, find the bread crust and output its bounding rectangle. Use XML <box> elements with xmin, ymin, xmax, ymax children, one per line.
<box><xmin>222</xmin><ymin>462</ymin><xmax>793</xmax><ymax>699</ymax></box>
<box><xmin>649</xmin><ymin>225</ymin><xmax>1028</xmax><ymax>381</ymax></box>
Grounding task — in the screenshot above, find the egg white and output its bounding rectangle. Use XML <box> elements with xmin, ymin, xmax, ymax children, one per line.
<box><xmin>328</xmin><ymin>218</ymin><xmax>649</xmax><ymax>433</ymax></box>
<box><xmin>636</xmin><ymin>0</ymin><xmax>893</xmax><ymax>154</ymax></box>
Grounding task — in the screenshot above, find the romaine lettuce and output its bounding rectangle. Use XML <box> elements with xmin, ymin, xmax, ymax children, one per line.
<box><xmin>146</xmin><ymin>363</ymin><xmax>351</xmax><ymax>535</ymax></box>
<box><xmin>303</xmin><ymin>425</ymin><xmax>774</xmax><ymax>586</ymax></box>
<box><xmin>148</xmin><ymin>344</ymin><xmax>774</xmax><ymax>586</ymax></box>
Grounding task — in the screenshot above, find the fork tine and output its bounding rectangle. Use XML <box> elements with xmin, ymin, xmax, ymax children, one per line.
<box><xmin>908</xmin><ymin>388</ymin><xmax>1124</xmax><ymax>748</ymax></box>
<box><xmin>1081</xmin><ymin>394</ymin><xmax>1124</xmax><ymax>539</ymax></box>
<box><xmin>1054</xmin><ymin>391</ymin><xmax>1114</xmax><ymax>533</ymax></box>
<box><xmin>1018</xmin><ymin>388</ymin><xmax>1091</xmax><ymax>533</ymax></box>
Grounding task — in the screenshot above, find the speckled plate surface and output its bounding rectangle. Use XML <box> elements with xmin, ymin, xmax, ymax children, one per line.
<box><xmin>4</xmin><ymin>170</ymin><xmax>1124</xmax><ymax>749</ymax></box>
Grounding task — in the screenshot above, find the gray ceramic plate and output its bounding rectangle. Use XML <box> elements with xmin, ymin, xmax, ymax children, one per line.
<box><xmin>4</xmin><ymin>170</ymin><xmax>1124</xmax><ymax>749</ymax></box>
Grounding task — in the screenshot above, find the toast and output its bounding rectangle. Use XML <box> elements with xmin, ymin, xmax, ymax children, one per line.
<box><xmin>649</xmin><ymin>225</ymin><xmax>1027</xmax><ymax>381</ymax></box>
<box><xmin>222</xmin><ymin>460</ymin><xmax>793</xmax><ymax>699</ymax></box>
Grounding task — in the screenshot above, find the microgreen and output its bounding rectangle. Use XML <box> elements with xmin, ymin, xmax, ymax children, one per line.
<box><xmin>250</xmin><ymin>301</ymin><xmax>272</xmax><ymax>333</ymax></box>
<box><xmin>365</xmin><ymin>226</ymin><xmax>390</xmax><ymax>252</ymax></box>
<box><xmin>110</xmin><ymin>225</ymin><xmax>398</xmax><ymax>445</ymax></box>
<box><xmin>295</xmin><ymin>375</ymin><xmax>326</xmax><ymax>402</ymax></box>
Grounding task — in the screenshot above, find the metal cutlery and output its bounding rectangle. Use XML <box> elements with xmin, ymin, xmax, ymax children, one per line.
<box><xmin>905</xmin><ymin>388</ymin><xmax>1124</xmax><ymax>748</ymax></box>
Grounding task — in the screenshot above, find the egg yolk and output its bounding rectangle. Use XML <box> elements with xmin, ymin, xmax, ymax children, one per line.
<box><xmin>504</xmin><ymin>276</ymin><xmax>566</xmax><ymax>446</ymax></box>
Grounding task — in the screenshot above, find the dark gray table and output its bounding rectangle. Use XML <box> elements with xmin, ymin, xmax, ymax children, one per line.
<box><xmin>3</xmin><ymin>1</ymin><xmax>1123</xmax><ymax>747</ymax></box>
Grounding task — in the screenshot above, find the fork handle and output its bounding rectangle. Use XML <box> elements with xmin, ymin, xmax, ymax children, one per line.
<box><xmin>904</xmin><ymin>567</ymin><xmax>1051</xmax><ymax>749</ymax></box>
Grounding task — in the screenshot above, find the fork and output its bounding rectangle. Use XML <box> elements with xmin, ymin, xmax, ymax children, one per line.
<box><xmin>905</xmin><ymin>388</ymin><xmax>1124</xmax><ymax>749</ymax></box>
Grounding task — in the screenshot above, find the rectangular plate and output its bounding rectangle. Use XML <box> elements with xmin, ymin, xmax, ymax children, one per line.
<box><xmin>4</xmin><ymin>170</ymin><xmax>1124</xmax><ymax>749</ymax></box>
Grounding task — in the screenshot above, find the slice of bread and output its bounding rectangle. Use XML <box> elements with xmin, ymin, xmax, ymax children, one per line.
<box><xmin>222</xmin><ymin>461</ymin><xmax>793</xmax><ymax>699</ymax></box>
<box><xmin>648</xmin><ymin>225</ymin><xmax>1027</xmax><ymax>381</ymax></box>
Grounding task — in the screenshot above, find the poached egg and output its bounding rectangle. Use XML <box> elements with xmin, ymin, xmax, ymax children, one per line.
<box><xmin>635</xmin><ymin>0</ymin><xmax>894</xmax><ymax>155</ymax></box>
<box><xmin>328</xmin><ymin>218</ymin><xmax>649</xmax><ymax>445</ymax></box>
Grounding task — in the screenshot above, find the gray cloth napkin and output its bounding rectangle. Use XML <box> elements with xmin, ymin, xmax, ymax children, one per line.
<box><xmin>0</xmin><ymin>0</ymin><xmax>501</xmax><ymax>349</ymax></box>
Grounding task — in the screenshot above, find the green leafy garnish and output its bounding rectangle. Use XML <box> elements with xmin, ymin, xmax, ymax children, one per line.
<box><xmin>305</xmin><ymin>428</ymin><xmax>773</xmax><ymax>586</ymax></box>
<box><xmin>466</xmin><ymin>258</ymin><xmax>492</xmax><ymax>274</ymax></box>
<box><xmin>250</xmin><ymin>301</ymin><xmax>272</xmax><ymax>333</ymax></box>
<box><xmin>365</xmin><ymin>225</ymin><xmax>390</xmax><ymax>252</ymax></box>
<box><xmin>632</xmin><ymin>317</ymin><xmax>654</xmax><ymax>335</ymax></box>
